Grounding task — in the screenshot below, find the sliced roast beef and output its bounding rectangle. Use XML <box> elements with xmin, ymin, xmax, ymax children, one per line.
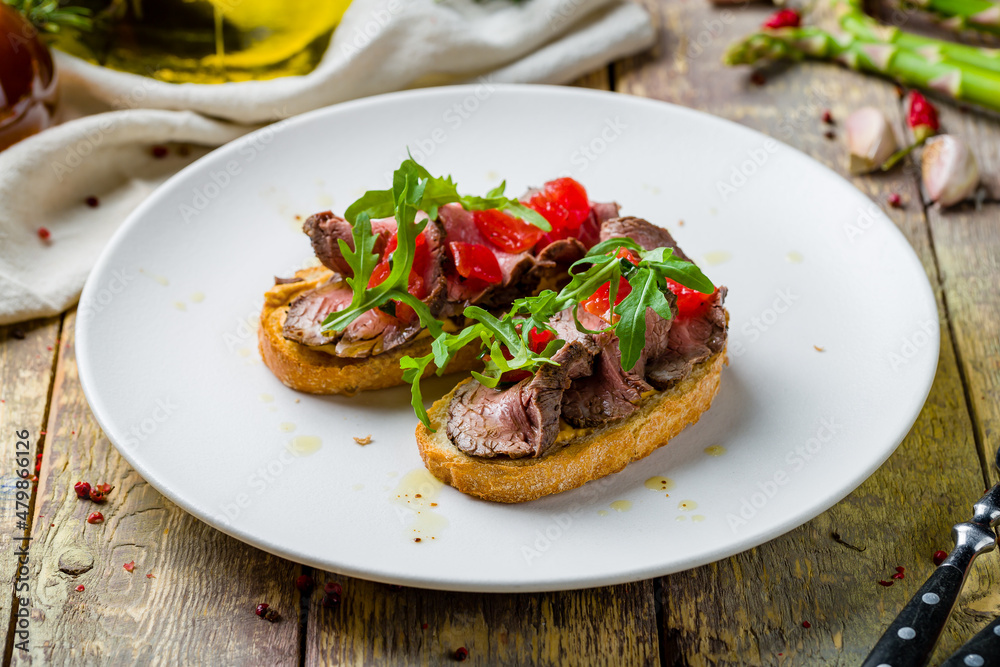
<box><xmin>646</xmin><ymin>286</ymin><xmax>728</xmax><ymax>388</ymax></box>
<box><xmin>304</xmin><ymin>212</ymin><xmax>397</xmax><ymax>276</ymax></box>
<box><xmin>282</xmin><ymin>279</ymin><xmax>354</xmax><ymax>347</ymax></box>
<box><xmin>561</xmin><ymin>309</ymin><xmax>669</xmax><ymax>428</ymax></box>
<box><xmin>439</xmin><ymin>204</ymin><xmax>535</xmax><ymax>286</ymax></box>
<box><xmin>600</xmin><ymin>216</ymin><xmax>692</xmax><ymax>262</ymax></box>
<box><xmin>447</xmin><ymin>215</ymin><xmax>729</xmax><ymax>459</ymax></box>
<box><xmin>286</xmin><ymin>218</ymin><xmax>447</xmax><ymax>357</ymax></box>
<box><xmin>446</xmin><ymin>328</ymin><xmax>597</xmax><ymax>459</ymax></box>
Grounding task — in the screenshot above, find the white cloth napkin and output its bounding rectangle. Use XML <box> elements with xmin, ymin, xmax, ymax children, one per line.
<box><xmin>0</xmin><ymin>0</ymin><xmax>654</xmax><ymax>325</ymax></box>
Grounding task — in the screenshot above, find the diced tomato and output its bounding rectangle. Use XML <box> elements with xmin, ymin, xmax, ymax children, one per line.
<box><xmin>527</xmin><ymin>326</ymin><xmax>555</xmax><ymax>354</ymax></box>
<box><xmin>473</xmin><ymin>209</ymin><xmax>546</xmax><ymax>254</ymax></box>
<box><xmin>616</xmin><ymin>247</ymin><xmax>641</xmax><ymax>265</ymax></box>
<box><xmin>448</xmin><ymin>241</ymin><xmax>503</xmax><ymax>284</ymax></box>
<box><xmin>368</xmin><ymin>260</ymin><xmax>392</xmax><ymax>288</ymax></box>
<box><xmin>526</xmin><ymin>177</ymin><xmax>591</xmax><ymax>249</ymax></box>
<box><xmin>580</xmin><ymin>276</ymin><xmax>632</xmax><ymax>322</ymax></box>
<box><xmin>369</xmin><ymin>230</ymin><xmax>432</xmax><ymax>301</ymax></box>
<box><xmin>666</xmin><ymin>279</ymin><xmax>716</xmax><ymax>319</ymax></box>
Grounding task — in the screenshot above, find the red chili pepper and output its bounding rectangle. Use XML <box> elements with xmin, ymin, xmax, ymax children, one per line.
<box><xmin>473</xmin><ymin>208</ymin><xmax>546</xmax><ymax>253</ymax></box>
<box><xmin>762</xmin><ymin>8</ymin><xmax>801</xmax><ymax>28</ymax></box>
<box><xmin>448</xmin><ymin>242</ymin><xmax>502</xmax><ymax>284</ymax></box>
<box><xmin>907</xmin><ymin>91</ymin><xmax>939</xmax><ymax>142</ymax></box>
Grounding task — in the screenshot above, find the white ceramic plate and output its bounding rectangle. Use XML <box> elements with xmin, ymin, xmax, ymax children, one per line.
<box><xmin>77</xmin><ymin>85</ymin><xmax>938</xmax><ymax>592</ymax></box>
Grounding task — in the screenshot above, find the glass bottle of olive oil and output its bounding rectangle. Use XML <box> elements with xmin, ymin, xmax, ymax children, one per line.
<box><xmin>53</xmin><ymin>0</ymin><xmax>352</xmax><ymax>83</ymax></box>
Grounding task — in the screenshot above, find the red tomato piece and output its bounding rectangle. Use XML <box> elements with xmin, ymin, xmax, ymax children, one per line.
<box><xmin>580</xmin><ymin>277</ymin><xmax>632</xmax><ymax>321</ymax></box>
<box><xmin>525</xmin><ymin>177</ymin><xmax>591</xmax><ymax>245</ymax></box>
<box><xmin>449</xmin><ymin>242</ymin><xmax>503</xmax><ymax>284</ymax></box>
<box><xmin>666</xmin><ymin>279</ymin><xmax>717</xmax><ymax>319</ymax></box>
<box><xmin>527</xmin><ymin>326</ymin><xmax>556</xmax><ymax>354</ymax></box>
<box><xmin>473</xmin><ymin>209</ymin><xmax>546</xmax><ymax>254</ymax></box>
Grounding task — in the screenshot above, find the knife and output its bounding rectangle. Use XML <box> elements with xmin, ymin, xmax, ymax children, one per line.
<box><xmin>860</xmin><ymin>476</ymin><xmax>1000</xmax><ymax>667</ymax></box>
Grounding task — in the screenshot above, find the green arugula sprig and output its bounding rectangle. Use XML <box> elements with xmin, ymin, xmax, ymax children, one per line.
<box><xmin>401</xmin><ymin>238</ymin><xmax>715</xmax><ymax>429</ymax></box>
<box><xmin>319</xmin><ymin>158</ymin><xmax>550</xmax><ymax>337</ymax></box>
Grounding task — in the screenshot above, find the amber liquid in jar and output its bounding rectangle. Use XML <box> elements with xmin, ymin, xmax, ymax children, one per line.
<box><xmin>52</xmin><ymin>0</ymin><xmax>352</xmax><ymax>84</ymax></box>
<box><xmin>0</xmin><ymin>5</ymin><xmax>58</xmax><ymax>151</ymax></box>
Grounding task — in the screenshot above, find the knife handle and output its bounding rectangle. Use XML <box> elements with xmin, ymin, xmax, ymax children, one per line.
<box><xmin>861</xmin><ymin>523</ymin><xmax>994</xmax><ymax>667</ymax></box>
<box><xmin>940</xmin><ymin>617</ymin><xmax>1000</xmax><ymax>667</ymax></box>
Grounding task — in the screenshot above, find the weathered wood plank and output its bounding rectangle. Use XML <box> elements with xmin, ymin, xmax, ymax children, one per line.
<box><xmin>616</xmin><ymin>0</ymin><xmax>994</xmax><ymax>663</ymax></box>
<box><xmin>0</xmin><ymin>317</ymin><xmax>61</xmax><ymax>661</ymax></box>
<box><xmin>305</xmin><ymin>67</ymin><xmax>661</xmax><ymax>667</ymax></box>
<box><xmin>11</xmin><ymin>309</ymin><xmax>302</xmax><ymax>665</ymax></box>
<box><xmin>306</xmin><ymin>574</ymin><xmax>659</xmax><ymax>667</ymax></box>
<box><xmin>922</xmin><ymin>104</ymin><xmax>1000</xmax><ymax>491</ymax></box>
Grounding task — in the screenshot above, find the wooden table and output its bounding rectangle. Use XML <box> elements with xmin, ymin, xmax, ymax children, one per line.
<box><xmin>3</xmin><ymin>1</ymin><xmax>1000</xmax><ymax>663</ymax></box>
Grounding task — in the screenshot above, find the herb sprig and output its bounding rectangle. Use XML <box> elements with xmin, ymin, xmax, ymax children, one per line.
<box><xmin>319</xmin><ymin>158</ymin><xmax>550</xmax><ymax>336</ymax></box>
<box><xmin>402</xmin><ymin>238</ymin><xmax>715</xmax><ymax>429</ymax></box>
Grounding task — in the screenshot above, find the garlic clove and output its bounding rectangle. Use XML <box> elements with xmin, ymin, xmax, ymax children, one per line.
<box><xmin>922</xmin><ymin>135</ymin><xmax>980</xmax><ymax>207</ymax></box>
<box><xmin>845</xmin><ymin>107</ymin><xmax>899</xmax><ymax>174</ymax></box>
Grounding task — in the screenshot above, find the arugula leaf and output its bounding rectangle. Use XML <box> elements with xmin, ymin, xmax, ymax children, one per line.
<box><xmin>400</xmin><ymin>355</ymin><xmax>435</xmax><ymax>426</ymax></box>
<box><xmin>344</xmin><ymin>190</ymin><xmax>394</xmax><ymax>223</ymax></box>
<box><xmin>614</xmin><ymin>267</ymin><xmax>675</xmax><ymax>370</ymax></box>
<box><xmin>336</xmin><ymin>212</ymin><xmax>379</xmax><ymax>308</ymax></box>
<box><xmin>400</xmin><ymin>236</ymin><xmax>718</xmax><ymax>428</ymax></box>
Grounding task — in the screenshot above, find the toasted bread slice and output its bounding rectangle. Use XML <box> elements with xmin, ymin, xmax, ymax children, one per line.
<box><xmin>259</xmin><ymin>266</ymin><xmax>481</xmax><ymax>395</ymax></box>
<box><xmin>415</xmin><ymin>350</ymin><xmax>726</xmax><ymax>503</ymax></box>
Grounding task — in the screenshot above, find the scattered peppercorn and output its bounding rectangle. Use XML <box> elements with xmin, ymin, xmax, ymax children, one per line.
<box><xmin>933</xmin><ymin>550</ymin><xmax>948</xmax><ymax>566</ymax></box>
<box><xmin>74</xmin><ymin>481</ymin><xmax>91</xmax><ymax>499</ymax></box>
<box><xmin>824</xmin><ymin>130</ymin><xmax>836</xmax><ymax>140</ymax></box>
<box><xmin>85</xmin><ymin>196</ymin><xmax>100</xmax><ymax>208</ymax></box>
<box><xmin>801</xmin><ymin>621</ymin><xmax>811</xmax><ymax>628</ymax></box>
<box><xmin>151</xmin><ymin>145</ymin><xmax>169</xmax><ymax>159</ymax></box>
<box><xmin>322</xmin><ymin>592</ymin><xmax>341</xmax><ymax>609</ymax></box>
<box><xmin>37</xmin><ymin>227</ymin><xmax>51</xmax><ymax>240</ymax></box>
<box><xmin>822</xmin><ymin>110</ymin><xmax>833</xmax><ymax>124</ymax></box>
<box><xmin>750</xmin><ymin>72</ymin><xmax>766</xmax><ymax>86</ymax></box>
<box><xmin>888</xmin><ymin>193</ymin><xmax>902</xmax><ymax>208</ymax></box>
<box><xmin>255</xmin><ymin>603</ymin><xmax>281</xmax><ymax>622</ymax></box>
<box><xmin>414</xmin><ymin>538</ymin><xmax>422</xmax><ymax>543</ymax></box>
<box><xmin>75</xmin><ymin>585</ymin><xmax>85</xmax><ymax>592</ymax></box>
<box><xmin>98</xmin><ymin>483</ymin><xmax>114</xmax><ymax>495</ymax></box>
<box><xmin>878</xmin><ymin>580</ymin><xmax>894</xmax><ymax>587</ymax></box>
<box><xmin>146</xmin><ymin>573</ymin><xmax>155</xmax><ymax>579</ymax></box>
<box><xmin>892</xmin><ymin>572</ymin><xmax>905</xmax><ymax>580</ymax></box>
<box><xmin>296</xmin><ymin>574</ymin><xmax>315</xmax><ymax>595</ymax></box>
<box><xmin>124</xmin><ymin>561</ymin><xmax>135</xmax><ymax>573</ymax></box>
<box><xmin>422</xmin><ymin>623</ymin><xmax>429</xmax><ymax>630</ymax></box>
<box><xmin>86</xmin><ymin>512</ymin><xmax>104</xmax><ymax>524</ymax></box>
<box><xmin>454</xmin><ymin>647</ymin><xmax>469</xmax><ymax>661</ymax></box>
<box><xmin>89</xmin><ymin>487</ymin><xmax>105</xmax><ymax>503</ymax></box>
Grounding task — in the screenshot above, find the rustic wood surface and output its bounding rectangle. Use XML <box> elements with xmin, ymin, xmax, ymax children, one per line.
<box><xmin>2</xmin><ymin>0</ymin><xmax>999</xmax><ymax>663</ymax></box>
